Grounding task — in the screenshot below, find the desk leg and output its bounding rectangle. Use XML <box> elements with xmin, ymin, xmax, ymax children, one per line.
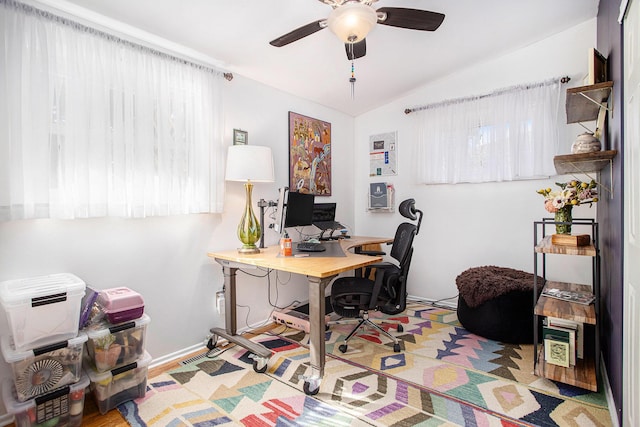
<box><xmin>210</xmin><ymin>265</ymin><xmax>272</xmax><ymax>372</ymax></box>
<box><xmin>303</xmin><ymin>275</ymin><xmax>336</xmax><ymax>395</ymax></box>
<box><xmin>225</xmin><ymin>266</ymin><xmax>238</xmax><ymax>335</ymax></box>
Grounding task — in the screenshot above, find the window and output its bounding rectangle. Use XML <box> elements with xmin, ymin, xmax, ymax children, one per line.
<box><xmin>413</xmin><ymin>79</ymin><xmax>562</xmax><ymax>184</ymax></box>
<box><xmin>0</xmin><ymin>1</ymin><xmax>225</xmax><ymax>220</ymax></box>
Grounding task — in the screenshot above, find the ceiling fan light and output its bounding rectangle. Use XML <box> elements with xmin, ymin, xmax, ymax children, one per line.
<box><xmin>327</xmin><ymin>2</ymin><xmax>377</xmax><ymax>43</ymax></box>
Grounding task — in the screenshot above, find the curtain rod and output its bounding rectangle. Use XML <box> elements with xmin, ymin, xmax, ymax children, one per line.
<box><xmin>3</xmin><ymin>0</ymin><xmax>232</xmax><ymax>80</ymax></box>
<box><xmin>404</xmin><ymin>76</ymin><xmax>571</xmax><ymax>115</ymax></box>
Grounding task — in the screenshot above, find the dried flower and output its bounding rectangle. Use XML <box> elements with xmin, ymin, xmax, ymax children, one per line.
<box><xmin>537</xmin><ymin>180</ymin><xmax>598</xmax><ymax>213</ymax></box>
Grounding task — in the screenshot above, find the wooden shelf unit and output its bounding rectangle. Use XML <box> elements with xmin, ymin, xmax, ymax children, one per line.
<box><xmin>533</xmin><ymin>219</ymin><xmax>600</xmax><ymax>391</ymax></box>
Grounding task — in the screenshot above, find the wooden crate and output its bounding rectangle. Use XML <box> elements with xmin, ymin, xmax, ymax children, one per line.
<box><xmin>551</xmin><ymin>234</ymin><xmax>590</xmax><ymax>246</ymax></box>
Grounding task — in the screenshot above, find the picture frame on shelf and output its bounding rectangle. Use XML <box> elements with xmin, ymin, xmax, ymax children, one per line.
<box><xmin>588</xmin><ymin>48</ymin><xmax>607</xmax><ymax>85</ymax></box>
<box><xmin>233</xmin><ymin>129</ymin><xmax>248</xmax><ymax>145</ymax></box>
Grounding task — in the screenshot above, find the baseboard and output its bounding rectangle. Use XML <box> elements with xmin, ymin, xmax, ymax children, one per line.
<box><xmin>600</xmin><ymin>355</ymin><xmax>621</xmax><ymax>427</ymax></box>
<box><xmin>0</xmin><ymin>414</ymin><xmax>13</xmax><ymax>427</ymax></box>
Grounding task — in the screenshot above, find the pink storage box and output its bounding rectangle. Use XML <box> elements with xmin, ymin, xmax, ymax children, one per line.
<box><xmin>97</xmin><ymin>287</ymin><xmax>144</xmax><ymax>324</ymax></box>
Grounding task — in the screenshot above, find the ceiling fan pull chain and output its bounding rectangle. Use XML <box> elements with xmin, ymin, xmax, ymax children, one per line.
<box><xmin>349</xmin><ymin>43</ymin><xmax>356</xmax><ymax>99</ymax></box>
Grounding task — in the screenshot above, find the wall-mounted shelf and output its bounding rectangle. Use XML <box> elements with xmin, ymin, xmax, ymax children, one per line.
<box><xmin>560</xmin><ymin>81</ymin><xmax>616</xmax><ymax>197</ymax></box>
<box><xmin>565</xmin><ymin>81</ymin><xmax>613</xmax><ymax>124</ymax></box>
<box><xmin>553</xmin><ymin>150</ymin><xmax>618</xmax><ymax>175</ymax></box>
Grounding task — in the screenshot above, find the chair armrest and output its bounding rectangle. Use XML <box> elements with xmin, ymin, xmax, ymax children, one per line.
<box><xmin>361</xmin><ymin>261</ymin><xmax>397</xmax><ymax>279</ymax></box>
<box><xmin>366</xmin><ymin>262</ymin><xmax>398</xmax><ymax>270</ymax></box>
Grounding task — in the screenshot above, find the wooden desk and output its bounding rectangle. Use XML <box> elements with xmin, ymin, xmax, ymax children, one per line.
<box><xmin>207</xmin><ymin>236</ymin><xmax>391</xmax><ymax>395</ymax></box>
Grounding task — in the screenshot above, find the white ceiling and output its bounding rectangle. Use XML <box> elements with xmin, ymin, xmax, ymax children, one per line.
<box><xmin>59</xmin><ymin>0</ymin><xmax>600</xmax><ymax>116</ymax></box>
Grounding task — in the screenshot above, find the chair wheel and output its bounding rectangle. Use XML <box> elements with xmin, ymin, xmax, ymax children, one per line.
<box><xmin>397</xmin><ymin>324</ymin><xmax>403</xmax><ymax>332</ymax></box>
<box><xmin>339</xmin><ymin>344</ymin><xmax>348</xmax><ymax>353</ymax></box>
<box><xmin>253</xmin><ymin>358</ymin><xmax>268</xmax><ymax>373</ymax></box>
<box><xmin>303</xmin><ymin>381</ymin><xmax>319</xmax><ymax>395</ymax></box>
<box><xmin>393</xmin><ymin>343</ymin><xmax>401</xmax><ymax>352</ymax></box>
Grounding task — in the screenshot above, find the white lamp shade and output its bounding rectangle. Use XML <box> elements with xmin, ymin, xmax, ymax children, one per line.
<box><xmin>327</xmin><ymin>2</ymin><xmax>378</xmax><ymax>43</ymax></box>
<box><xmin>225</xmin><ymin>145</ymin><xmax>275</xmax><ymax>182</ymax></box>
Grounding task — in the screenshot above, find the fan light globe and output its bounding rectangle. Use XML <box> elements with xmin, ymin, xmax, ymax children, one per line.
<box><xmin>327</xmin><ymin>2</ymin><xmax>378</xmax><ymax>43</ymax></box>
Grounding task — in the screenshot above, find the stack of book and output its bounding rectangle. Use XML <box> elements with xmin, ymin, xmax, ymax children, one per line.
<box><xmin>543</xmin><ymin>317</ymin><xmax>584</xmax><ymax>368</ymax></box>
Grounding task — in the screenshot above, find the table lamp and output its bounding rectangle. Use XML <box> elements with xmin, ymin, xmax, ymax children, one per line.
<box><xmin>225</xmin><ymin>145</ymin><xmax>275</xmax><ymax>254</ymax></box>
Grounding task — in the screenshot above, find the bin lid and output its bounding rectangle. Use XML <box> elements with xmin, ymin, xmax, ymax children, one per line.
<box><xmin>83</xmin><ymin>350</ymin><xmax>152</xmax><ymax>383</ymax></box>
<box><xmin>1</xmin><ymin>332</ymin><xmax>88</xmax><ymax>363</ymax></box>
<box><xmin>0</xmin><ymin>273</ymin><xmax>86</xmax><ymax>305</ymax></box>
<box><xmin>82</xmin><ymin>313</ymin><xmax>151</xmax><ymax>339</ymax></box>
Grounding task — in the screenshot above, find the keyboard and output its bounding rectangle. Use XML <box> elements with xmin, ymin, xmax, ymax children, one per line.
<box><xmin>296</xmin><ymin>242</ymin><xmax>326</xmax><ymax>252</ymax></box>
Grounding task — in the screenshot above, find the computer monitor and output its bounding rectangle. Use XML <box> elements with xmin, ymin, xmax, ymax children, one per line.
<box><xmin>312</xmin><ymin>203</ymin><xmax>336</xmax><ymax>222</ymax></box>
<box><xmin>284</xmin><ymin>192</ymin><xmax>315</xmax><ymax>228</ymax></box>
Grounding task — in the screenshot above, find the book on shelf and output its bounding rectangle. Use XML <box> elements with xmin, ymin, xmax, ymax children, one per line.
<box><xmin>544</xmin><ymin>336</ymin><xmax>571</xmax><ymax>368</ymax></box>
<box><xmin>541</xmin><ymin>287</ymin><xmax>595</xmax><ymax>305</ymax></box>
<box><xmin>544</xmin><ymin>321</ymin><xmax>577</xmax><ymax>365</ymax></box>
<box><xmin>547</xmin><ymin>316</ymin><xmax>584</xmax><ymax>359</ymax></box>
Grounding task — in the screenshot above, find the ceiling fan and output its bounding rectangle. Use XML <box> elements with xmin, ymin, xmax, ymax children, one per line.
<box><xmin>269</xmin><ymin>0</ymin><xmax>445</xmax><ymax>60</ymax></box>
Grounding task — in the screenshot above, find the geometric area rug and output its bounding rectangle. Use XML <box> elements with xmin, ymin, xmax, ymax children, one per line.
<box><xmin>118</xmin><ymin>302</ymin><xmax>612</xmax><ymax>426</ymax></box>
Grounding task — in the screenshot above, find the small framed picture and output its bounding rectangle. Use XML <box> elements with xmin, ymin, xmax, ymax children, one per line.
<box><xmin>588</xmin><ymin>48</ymin><xmax>607</xmax><ymax>85</ymax></box>
<box><xmin>233</xmin><ymin>129</ymin><xmax>248</xmax><ymax>145</ymax></box>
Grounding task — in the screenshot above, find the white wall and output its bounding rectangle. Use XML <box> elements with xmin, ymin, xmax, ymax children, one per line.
<box><xmin>0</xmin><ymin>74</ymin><xmax>354</xmax><ymax>420</ymax></box>
<box><xmin>353</xmin><ymin>19</ymin><xmax>598</xmax><ymax>302</ymax></box>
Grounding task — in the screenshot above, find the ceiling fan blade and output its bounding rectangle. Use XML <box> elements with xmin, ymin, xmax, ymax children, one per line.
<box><xmin>269</xmin><ymin>20</ymin><xmax>327</xmax><ymax>47</ymax></box>
<box><xmin>345</xmin><ymin>39</ymin><xmax>366</xmax><ymax>60</ymax></box>
<box><xmin>376</xmin><ymin>7</ymin><xmax>445</xmax><ymax>31</ymax></box>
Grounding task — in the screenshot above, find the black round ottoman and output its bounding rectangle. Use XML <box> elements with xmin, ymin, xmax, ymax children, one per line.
<box><xmin>455</xmin><ymin>266</ymin><xmax>543</xmax><ymax>344</ymax></box>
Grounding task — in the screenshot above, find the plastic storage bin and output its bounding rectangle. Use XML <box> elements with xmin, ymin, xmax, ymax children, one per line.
<box><xmin>84</xmin><ymin>350</ymin><xmax>151</xmax><ymax>414</ymax></box>
<box><xmin>0</xmin><ymin>273</ymin><xmax>86</xmax><ymax>351</ymax></box>
<box><xmin>1</xmin><ymin>334</ymin><xmax>87</xmax><ymax>402</ymax></box>
<box><xmin>2</xmin><ymin>374</ymin><xmax>89</xmax><ymax>427</ymax></box>
<box><xmin>97</xmin><ymin>287</ymin><xmax>145</xmax><ymax>324</ymax></box>
<box><xmin>83</xmin><ymin>314</ymin><xmax>150</xmax><ymax>373</ymax></box>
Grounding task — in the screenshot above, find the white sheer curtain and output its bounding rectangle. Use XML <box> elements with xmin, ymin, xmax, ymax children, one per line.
<box><xmin>0</xmin><ymin>0</ymin><xmax>225</xmax><ymax>220</ymax></box>
<box><xmin>413</xmin><ymin>79</ymin><xmax>562</xmax><ymax>184</ymax></box>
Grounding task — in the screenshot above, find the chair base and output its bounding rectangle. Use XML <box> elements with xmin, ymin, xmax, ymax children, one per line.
<box><xmin>336</xmin><ymin>314</ymin><xmax>402</xmax><ymax>353</ymax></box>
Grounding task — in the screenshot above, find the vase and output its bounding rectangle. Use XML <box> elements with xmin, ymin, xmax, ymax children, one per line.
<box><xmin>554</xmin><ymin>205</ymin><xmax>573</xmax><ymax>234</ymax></box>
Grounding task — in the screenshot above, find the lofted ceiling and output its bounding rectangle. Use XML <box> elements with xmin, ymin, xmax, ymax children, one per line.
<box><xmin>59</xmin><ymin>0</ymin><xmax>600</xmax><ymax>116</ymax></box>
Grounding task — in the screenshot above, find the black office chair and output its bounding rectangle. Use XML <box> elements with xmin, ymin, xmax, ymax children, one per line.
<box><xmin>330</xmin><ymin>198</ymin><xmax>422</xmax><ymax>353</ymax></box>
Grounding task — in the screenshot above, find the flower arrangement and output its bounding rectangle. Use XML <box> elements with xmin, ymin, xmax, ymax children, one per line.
<box><xmin>537</xmin><ymin>180</ymin><xmax>599</xmax><ymax>214</ymax></box>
